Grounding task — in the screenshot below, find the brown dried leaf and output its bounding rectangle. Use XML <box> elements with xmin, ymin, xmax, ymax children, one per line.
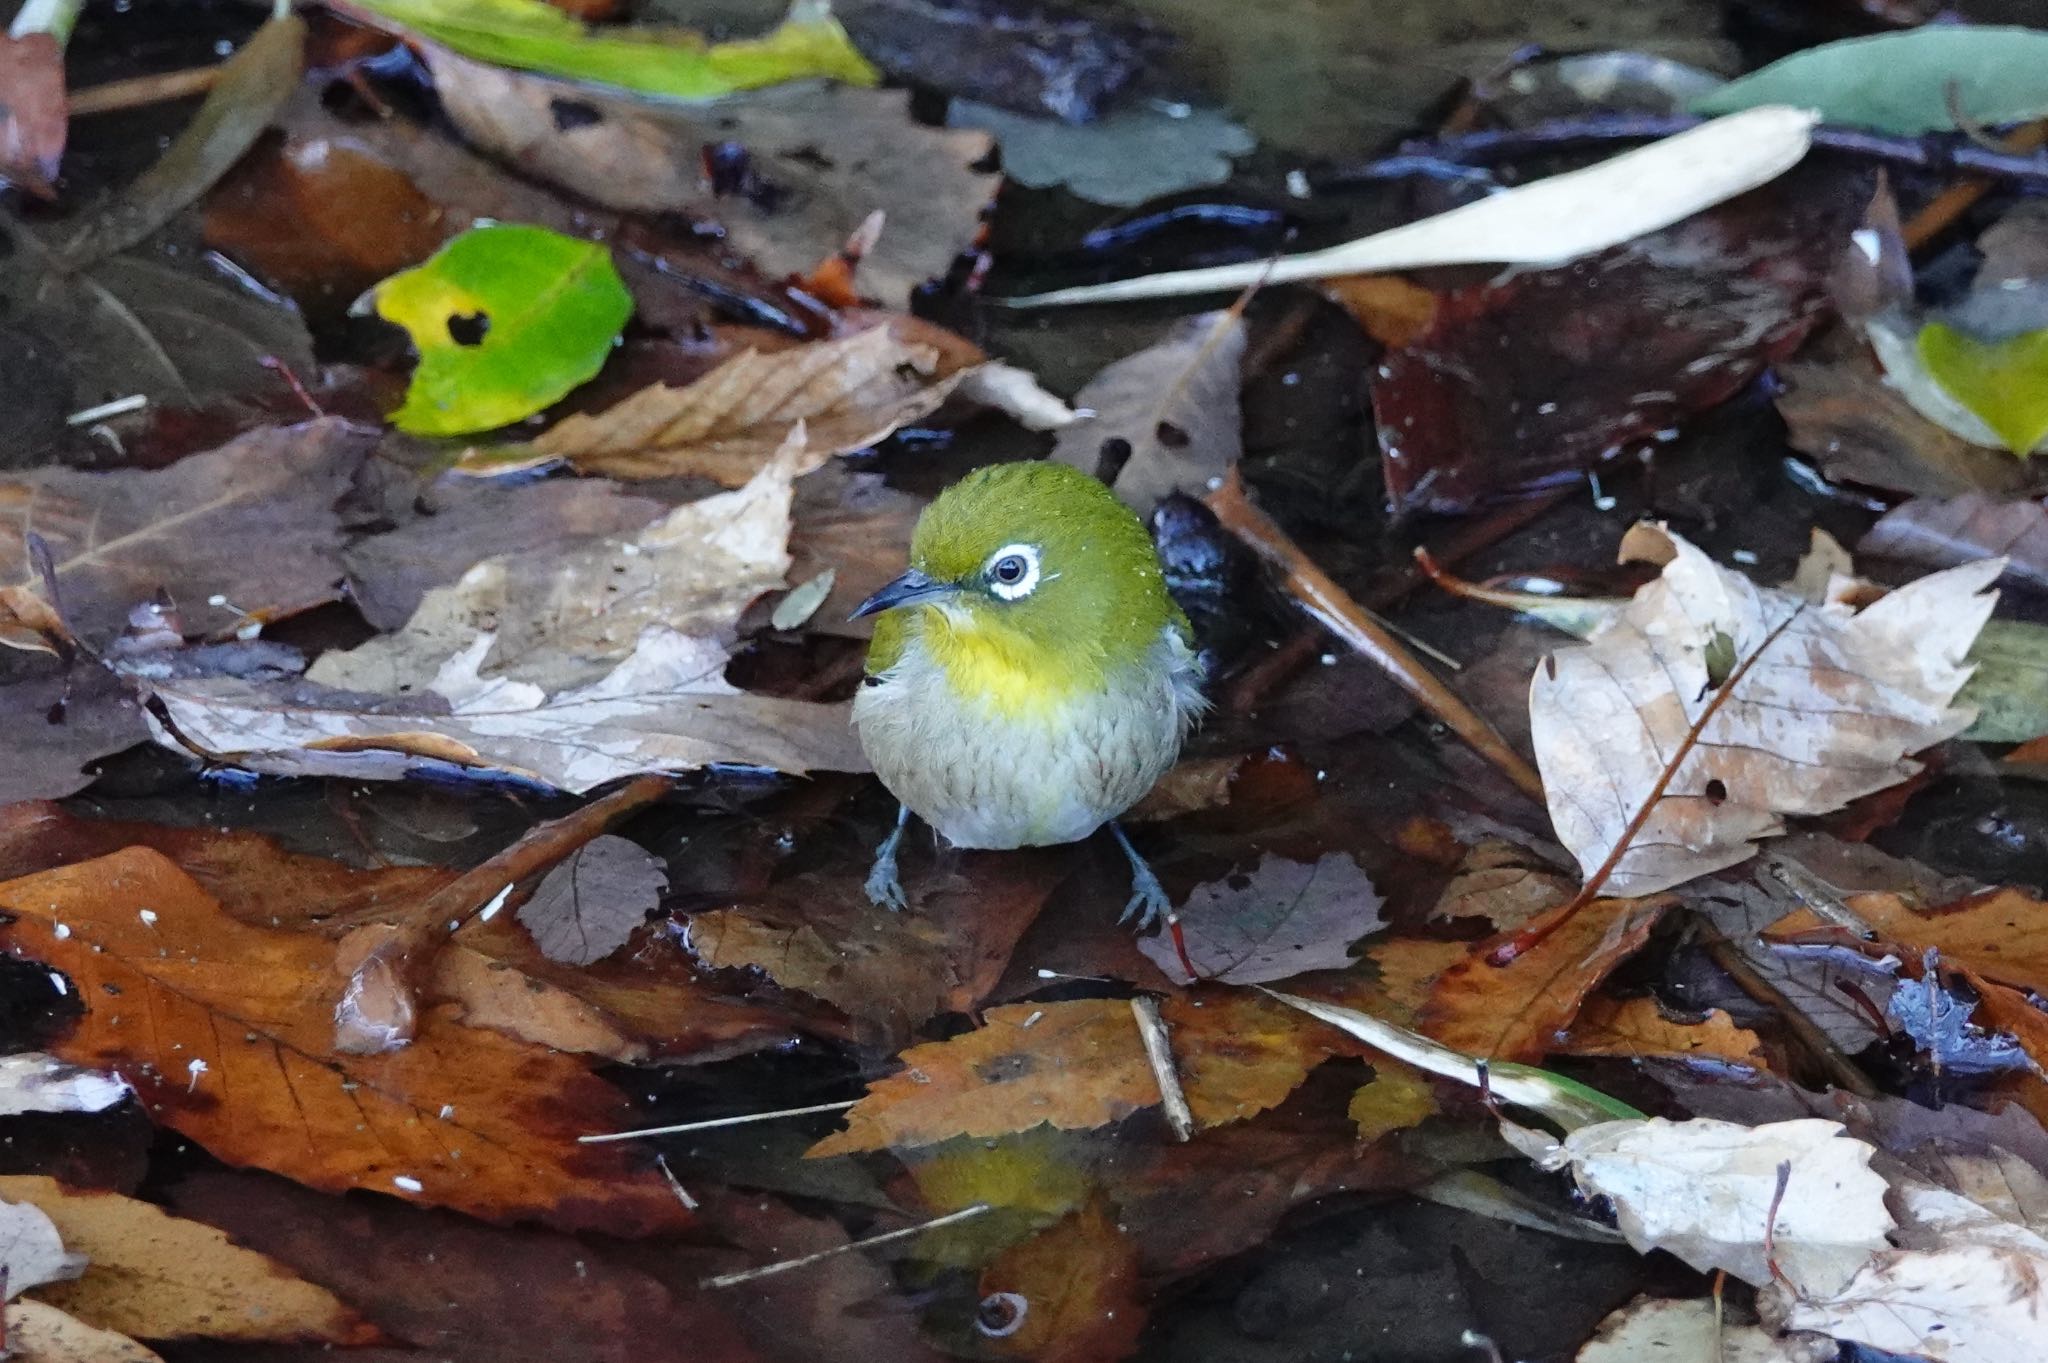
<box><xmin>1860</xmin><ymin>493</ymin><xmax>2048</xmax><ymax>593</ymax></box>
<box><xmin>975</xmin><ymin>1199</ymin><xmax>1146</xmax><ymax>1363</ymax></box>
<box><xmin>516</xmin><ymin>835</ymin><xmax>666</xmax><ymax>966</ymax></box>
<box><xmin>1136</xmin><ymin>851</ymin><xmax>1383</xmax><ymax>986</ymax></box>
<box><xmin>0</xmin><ymin>421</ymin><xmax>374</xmax><ymax>650</ymax></box>
<box><xmin>0</xmin><ymin>849</ymin><xmax>692</xmax><ymax>1233</ymax></box>
<box><xmin>533</xmin><ymin>327</ymin><xmax>998</xmax><ymax>483</ymax></box>
<box><xmin>1531</xmin><ymin>524</ymin><xmax>1999</xmax><ymax>897</ymax></box>
<box><xmin>1419</xmin><ymin>896</ymin><xmax>1670</xmax><ymax>1062</ymax></box>
<box><xmin>1428</xmin><ymin>837</ymin><xmax>1573</xmax><ymax>931</ymax></box>
<box><xmin>0</xmin><ymin>1176</ymin><xmax>375</xmax><ymax>1344</ymax></box>
<box><xmin>1774</xmin><ymin>888</ymin><xmax>2048</xmax><ymax>997</ymax></box>
<box><xmin>2</xmin><ymin>1300</ymin><xmax>162</xmax><ymax>1363</ymax></box>
<box><xmin>1560</xmin><ymin>995</ymin><xmax>1766</xmax><ymax>1066</ymax></box>
<box><xmin>1050</xmin><ymin>310</ymin><xmax>1245</xmax><ymax>511</ymax></box>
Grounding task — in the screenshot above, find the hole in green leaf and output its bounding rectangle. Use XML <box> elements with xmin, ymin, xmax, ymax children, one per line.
<box><xmin>447</xmin><ymin>312</ymin><xmax>490</xmax><ymax>347</ymax></box>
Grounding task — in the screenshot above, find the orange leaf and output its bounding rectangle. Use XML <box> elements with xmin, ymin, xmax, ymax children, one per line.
<box><xmin>1419</xmin><ymin>896</ymin><xmax>1669</xmax><ymax>1062</ymax></box>
<box><xmin>975</xmin><ymin>1199</ymin><xmax>1146</xmax><ymax>1363</ymax></box>
<box><xmin>1560</xmin><ymin>995</ymin><xmax>1766</xmax><ymax>1066</ymax></box>
<box><xmin>1320</xmin><ymin>274</ymin><xmax>1439</xmax><ymax>348</ymax></box>
<box><xmin>0</xmin><ymin>849</ymin><xmax>690</xmax><ymax>1233</ymax></box>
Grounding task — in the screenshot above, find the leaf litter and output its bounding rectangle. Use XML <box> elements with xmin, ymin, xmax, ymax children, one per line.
<box><xmin>15</xmin><ymin>3</ymin><xmax>2048</xmax><ymax>1361</ymax></box>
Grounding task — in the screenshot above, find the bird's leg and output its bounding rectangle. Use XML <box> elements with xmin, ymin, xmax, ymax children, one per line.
<box><xmin>1110</xmin><ymin>822</ymin><xmax>1171</xmax><ymax>931</ymax></box>
<box><xmin>864</xmin><ymin>803</ymin><xmax>912</xmax><ymax>911</ymax></box>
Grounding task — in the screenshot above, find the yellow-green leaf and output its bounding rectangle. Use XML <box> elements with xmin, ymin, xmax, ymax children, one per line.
<box><xmin>341</xmin><ymin>0</ymin><xmax>878</xmax><ymax>101</ymax></box>
<box><xmin>369</xmin><ymin>224</ymin><xmax>631</xmax><ymax>436</ymax></box>
<box><xmin>1917</xmin><ymin>322</ymin><xmax>2048</xmax><ymax>458</ymax></box>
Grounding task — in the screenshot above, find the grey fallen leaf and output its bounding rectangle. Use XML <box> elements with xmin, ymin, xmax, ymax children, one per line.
<box><xmin>1139</xmin><ymin>851</ymin><xmax>1383</xmax><ymax>985</ymax></box>
<box><xmin>517</xmin><ymin>835</ymin><xmax>669</xmax><ymax>966</ymax></box>
<box><xmin>0</xmin><ymin>1199</ymin><xmax>86</xmax><ymax>1299</ymax></box>
<box><xmin>424</xmin><ymin>49</ymin><xmax>997</xmax><ymax>306</ymax></box>
<box><xmin>948</xmin><ymin>99</ymin><xmax>1253</xmax><ymax>207</ymax></box>
<box><xmin>0</xmin><ymin>1053</ymin><xmax>132</xmax><ymax>1118</ymax></box>
<box><xmin>1530</xmin><ymin>523</ymin><xmax>2000</xmax><ymax>898</ymax></box>
<box><xmin>1050</xmin><ymin>310</ymin><xmax>1244</xmax><ymax>511</ymax></box>
<box><xmin>1859</xmin><ymin>493</ymin><xmax>2048</xmax><ymax>594</ymax></box>
<box><xmin>0</xmin><ymin>663</ymin><xmax>145</xmax><ymax>805</ymax></box>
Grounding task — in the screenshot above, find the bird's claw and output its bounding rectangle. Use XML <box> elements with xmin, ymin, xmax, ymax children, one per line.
<box><xmin>1119</xmin><ymin>869</ymin><xmax>1171</xmax><ymax>933</ymax></box>
<box><xmin>864</xmin><ymin>855</ymin><xmax>908</xmax><ymax>911</ymax></box>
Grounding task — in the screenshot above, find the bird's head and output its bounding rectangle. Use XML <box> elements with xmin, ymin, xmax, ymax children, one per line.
<box><xmin>852</xmin><ymin>461</ymin><xmax>1183</xmax><ymax>683</ymax></box>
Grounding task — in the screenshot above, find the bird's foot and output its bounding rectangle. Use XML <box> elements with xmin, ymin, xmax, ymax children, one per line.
<box><xmin>864</xmin><ymin>853</ymin><xmax>908</xmax><ymax>911</ymax></box>
<box><xmin>1112</xmin><ymin>823</ymin><xmax>1172</xmax><ymax>932</ymax></box>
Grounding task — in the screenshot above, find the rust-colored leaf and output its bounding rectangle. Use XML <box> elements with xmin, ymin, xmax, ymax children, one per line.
<box><xmin>1559</xmin><ymin>995</ymin><xmax>1766</xmax><ymax>1066</ymax></box>
<box><xmin>1418</xmin><ymin>896</ymin><xmax>1670</xmax><ymax>1062</ymax></box>
<box><xmin>1166</xmin><ymin>990</ymin><xmax>1347</xmax><ymax>1129</ymax></box>
<box><xmin>1774</xmin><ymin>888</ymin><xmax>2048</xmax><ymax>996</ymax></box>
<box><xmin>1320</xmin><ymin>273</ymin><xmax>1438</xmax><ymax>348</ymax></box>
<box><xmin>975</xmin><ymin>1199</ymin><xmax>1146</xmax><ymax>1363</ymax></box>
<box><xmin>0</xmin><ymin>849</ymin><xmax>691</xmax><ymax>1233</ymax></box>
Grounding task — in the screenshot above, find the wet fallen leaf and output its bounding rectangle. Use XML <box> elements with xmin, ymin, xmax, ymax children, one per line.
<box><xmin>422</xmin><ymin>50</ymin><xmax>994</xmax><ymax>305</ymax></box>
<box><xmin>1578</xmin><ymin>1296</ymin><xmax>1803</xmax><ymax>1363</ymax></box>
<box><xmin>0</xmin><ymin>663</ymin><xmax>146</xmax><ymax>803</ymax></box>
<box><xmin>1694</xmin><ymin>25</ymin><xmax>2048</xmax><ymax>133</ymax></box>
<box><xmin>1374</xmin><ymin>170</ymin><xmax>1864</xmax><ymax>512</ymax></box>
<box><xmin>1</xmin><ymin>1299</ymin><xmax>162</xmax><ymax>1363</ymax></box>
<box><xmin>1320</xmin><ymin>273</ymin><xmax>1440</xmax><ymax>349</ymax></box>
<box><xmin>0</xmin><ymin>33</ymin><xmax>66</xmax><ymax>196</ymax></box>
<box><xmin>950</xmin><ymin>99</ymin><xmax>1251</xmax><ymax>207</ymax></box>
<box><xmin>0</xmin><ymin>1176</ymin><xmax>375</xmax><ymax>1344</ymax></box>
<box><xmin>1860</xmin><ymin>493</ymin><xmax>2048</xmax><ymax>593</ymax></box>
<box><xmin>0</xmin><ymin>420</ymin><xmax>375</xmax><ymax>651</ymax></box>
<box><xmin>685</xmin><ymin>854</ymin><xmax>1060</xmax><ymax>1042</ymax></box>
<box><xmin>904</xmin><ymin>1128</ymin><xmax>1096</xmax><ymax>1267</ymax></box>
<box><xmin>1561</xmin><ymin>995</ymin><xmax>1766</xmax><ymax>1067</ymax></box>
<box><xmin>313</xmin><ymin>431</ymin><xmax>814</xmax><ymax>694</ymax></box>
<box><xmin>808</xmin><ymin>991</ymin><xmax>1340</xmax><ymax>1156</ymax></box>
<box><xmin>1427</xmin><ymin>837</ymin><xmax>1573</xmax><ymax>931</ymax></box>
<box><xmin>368</xmin><ymin>223</ymin><xmax>633</xmax><ymax>435</ymax></box>
<box><xmin>1346</xmin><ymin>1062</ymin><xmax>1438</xmax><ymax>1145</ymax></box>
<box><xmin>1135</xmin><ymin>851</ymin><xmax>1383</xmax><ymax>986</ymax></box>
<box><xmin>0</xmin><ymin>849</ymin><xmax>694</xmax><ymax>1233</ymax></box>
<box><xmin>529</xmin><ymin>324</ymin><xmax>1066</xmax><ymax>483</ymax></box>
<box><xmin>344</xmin><ymin>0</ymin><xmax>876</xmax><ymax>98</ymax></box>
<box><xmin>0</xmin><ymin>1200</ymin><xmax>85</xmax><ymax>1298</ymax></box>
<box><xmin>1049</xmin><ymin>310</ymin><xmax>1244</xmax><ymax>512</ymax></box>
<box><xmin>1774</xmin><ymin>887</ymin><xmax>2048</xmax><ymax>997</ymax></box>
<box><xmin>515</xmin><ymin>834</ymin><xmax>666</xmax><ymax>966</ymax></box>
<box><xmin>1917</xmin><ymin>322</ymin><xmax>2048</xmax><ymax>457</ymax></box>
<box><xmin>0</xmin><ymin>1054</ymin><xmax>130</xmax><ymax>1120</ymax></box>
<box><xmin>1419</xmin><ymin>896</ymin><xmax>1670</xmax><ymax>1063</ymax></box>
<box><xmin>973</xmin><ymin>1199</ymin><xmax>1146</xmax><ymax>1363</ymax></box>
<box><xmin>1531</xmin><ymin>523</ymin><xmax>1998</xmax><ymax>897</ymax></box>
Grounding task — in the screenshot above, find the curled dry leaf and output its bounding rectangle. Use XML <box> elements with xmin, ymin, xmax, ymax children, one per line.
<box><xmin>0</xmin><ymin>1176</ymin><xmax>375</xmax><ymax>1344</ymax></box>
<box><xmin>1419</xmin><ymin>895</ymin><xmax>1670</xmax><ymax>1063</ymax></box>
<box><xmin>1530</xmin><ymin>523</ymin><xmax>1999</xmax><ymax>898</ymax></box>
<box><xmin>807</xmin><ymin>993</ymin><xmax>1342</xmax><ymax>1157</ymax></box>
<box><xmin>515</xmin><ymin>834</ymin><xmax>667</xmax><ymax>966</ymax></box>
<box><xmin>0</xmin><ymin>850</ymin><xmax>694</xmax><ymax>1234</ymax></box>
<box><xmin>1049</xmin><ymin>310</ymin><xmax>1245</xmax><ymax>511</ymax></box>
<box><xmin>1135</xmin><ymin>851</ymin><xmax>1383</xmax><ymax>986</ymax></box>
<box><xmin>530</xmin><ymin>324</ymin><xmax>1069</xmax><ymax>483</ymax></box>
<box><xmin>1</xmin><ymin>421</ymin><xmax>375</xmax><ymax>651</ymax></box>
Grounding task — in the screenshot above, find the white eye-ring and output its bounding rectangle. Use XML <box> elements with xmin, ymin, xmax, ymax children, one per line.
<box><xmin>984</xmin><ymin>543</ymin><xmax>1042</xmax><ymax>601</ymax></box>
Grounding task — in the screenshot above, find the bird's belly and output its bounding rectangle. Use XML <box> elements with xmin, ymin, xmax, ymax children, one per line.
<box><xmin>853</xmin><ymin>672</ymin><xmax>1182</xmax><ymax>850</ymax></box>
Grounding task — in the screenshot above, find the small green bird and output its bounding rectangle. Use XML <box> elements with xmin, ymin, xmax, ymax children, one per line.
<box><xmin>850</xmin><ymin>460</ymin><xmax>1205</xmax><ymax>927</ymax></box>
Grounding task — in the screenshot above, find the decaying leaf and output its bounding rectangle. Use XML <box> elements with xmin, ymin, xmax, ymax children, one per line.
<box><xmin>1577</xmin><ymin>1297</ymin><xmax>1807</xmax><ymax>1363</ymax></box>
<box><xmin>1135</xmin><ymin>851</ymin><xmax>1383</xmax><ymax>986</ymax></box>
<box><xmin>0</xmin><ymin>849</ymin><xmax>694</xmax><ymax>1233</ymax></box>
<box><xmin>0</xmin><ymin>663</ymin><xmax>146</xmax><ymax>803</ymax></box>
<box><xmin>1773</xmin><ymin>887</ymin><xmax>2048</xmax><ymax>997</ymax></box>
<box><xmin>1428</xmin><ymin>837</ymin><xmax>1573</xmax><ymax>931</ymax></box>
<box><xmin>1</xmin><ymin>421</ymin><xmax>374</xmax><ymax>650</ymax></box>
<box><xmin>513</xmin><ymin>834</ymin><xmax>667</xmax><ymax>966</ymax></box>
<box><xmin>530</xmin><ymin>324</ymin><xmax>1068</xmax><ymax>484</ymax></box>
<box><xmin>0</xmin><ymin>1200</ymin><xmax>86</xmax><ymax>1299</ymax></box>
<box><xmin>1050</xmin><ymin>310</ymin><xmax>1245</xmax><ymax>512</ymax></box>
<box><xmin>0</xmin><ymin>1054</ymin><xmax>130</xmax><ymax>1119</ymax></box>
<box><xmin>0</xmin><ymin>1176</ymin><xmax>375</xmax><ymax>1344</ymax></box>
<box><xmin>1511</xmin><ymin>1117</ymin><xmax>1895</xmax><ymax>1295</ymax></box>
<box><xmin>1530</xmin><ymin>523</ymin><xmax>1999</xmax><ymax>898</ymax></box>
<box><xmin>973</xmin><ymin>1199</ymin><xmax>1146</xmax><ymax>1363</ymax></box>
<box><xmin>1346</xmin><ymin>1063</ymin><xmax>1438</xmax><ymax>1145</ymax></box>
<box><xmin>808</xmin><ymin>992</ymin><xmax>1341</xmax><ymax>1156</ymax></box>
<box><xmin>2</xmin><ymin>1299</ymin><xmax>164</xmax><ymax>1363</ymax></box>
<box><xmin>1419</xmin><ymin>895</ymin><xmax>1670</xmax><ymax>1063</ymax></box>
<box><xmin>1860</xmin><ymin>493</ymin><xmax>2048</xmax><ymax>593</ymax></box>
<box><xmin>1561</xmin><ymin>995</ymin><xmax>1767</xmax><ymax>1067</ymax></box>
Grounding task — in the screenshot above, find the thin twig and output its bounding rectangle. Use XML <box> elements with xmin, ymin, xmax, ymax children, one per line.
<box><xmin>1130</xmin><ymin>996</ymin><xmax>1194</xmax><ymax>1141</ymax></box>
<box><xmin>1204</xmin><ymin>469</ymin><xmax>1544</xmax><ymax>800</ymax></box>
<box><xmin>580</xmin><ymin>1100</ymin><xmax>858</xmax><ymax>1144</ymax></box>
<box><xmin>700</xmin><ymin>1204</ymin><xmax>992</xmax><ymax>1289</ymax></box>
<box><xmin>67</xmin><ymin>64</ymin><xmax>222</xmax><ymax>116</ymax></box>
<box><xmin>1488</xmin><ymin>607</ymin><xmax>1808</xmax><ymax>965</ymax></box>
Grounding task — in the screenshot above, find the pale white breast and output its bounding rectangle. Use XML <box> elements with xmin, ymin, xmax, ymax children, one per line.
<box><xmin>852</xmin><ymin>625</ymin><xmax>1203</xmax><ymax>850</ymax></box>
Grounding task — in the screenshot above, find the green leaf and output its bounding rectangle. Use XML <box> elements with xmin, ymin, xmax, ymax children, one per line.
<box><xmin>1691</xmin><ymin>26</ymin><xmax>2048</xmax><ymax>134</ymax></box>
<box><xmin>341</xmin><ymin>0</ymin><xmax>877</xmax><ymax>101</ymax></box>
<box><xmin>1917</xmin><ymin>321</ymin><xmax>2048</xmax><ymax>457</ymax></box>
<box><xmin>368</xmin><ymin>224</ymin><xmax>632</xmax><ymax>437</ymax></box>
<box><xmin>1960</xmin><ymin>619</ymin><xmax>2048</xmax><ymax>743</ymax></box>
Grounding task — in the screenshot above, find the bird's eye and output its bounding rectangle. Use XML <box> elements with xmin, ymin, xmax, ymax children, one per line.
<box><xmin>983</xmin><ymin>543</ymin><xmax>1041</xmax><ymax>600</ymax></box>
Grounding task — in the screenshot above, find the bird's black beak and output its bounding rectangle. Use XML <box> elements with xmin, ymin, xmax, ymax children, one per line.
<box><xmin>849</xmin><ymin>568</ymin><xmax>954</xmax><ymax>621</ymax></box>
